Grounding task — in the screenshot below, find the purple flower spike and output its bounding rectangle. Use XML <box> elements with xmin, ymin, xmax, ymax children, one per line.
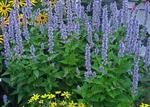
<box><xmin>26</xmin><ymin>0</ymin><xmax>32</xmax><ymax>7</ymax></box>
<box><xmin>118</xmin><ymin>40</ymin><xmax>125</xmax><ymax>57</ymax></box>
<box><xmin>60</xmin><ymin>21</ymin><xmax>68</xmax><ymax>42</ymax></box>
<box><xmin>22</xmin><ymin>7</ymin><xmax>30</xmax><ymax>40</ymax></box>
<box><xmin>101</xmin><ymin>6</ymin><xmax>109</xmax><ymax>65</ymax></box>
<box><xmin>84</xmin><ymin>43</ymin><xmax>92</xmax><ymax>79</ymax></box>
<box><xmin>110</xmin><ymin>1</ymin><xmax>119</xmax><ymax>32</ymax></box>
<box><xmin>13</xmin><ymin>9</ymin><xmax>24</xmax><ymax>57</ymax></box>
<box><xmin>8</xmin><ymin>10</ymin><xmax>15</xmax><ymax>41</ymax></box>
<box><xmin>144</xmin><ymin>37</ymin><xmax>150</xmax><ymax>68</ymax></box>
<box><xmin>92</xmin><ymin>0</ymin><xmax>101</xmax><ymax>31</ymax></box>
<box><xmin>48</xmin><ymin>26</ymin><xmax>54</xmax><ymax>53</ymax></box>
<box><xmin>132</xmin><ymin>57</ymin><xmax>140</xmax><ymax>96</ymax></box>
<box><xmin>55</xmin><ymin>0</ymin><xmax>64</xmax><ymax>24</ymax></box>
<box><xmin>3</xmin><ymin>95</ymin><xmax>7</xmax><ymax>105</ymax></box>
<box><xmin>30</xmin><ymin>45</ymin><xmax>36</xmax><ymax>60</ymax></box>
<box><xmin>3</xmin><ymin>32</ymin><xmax>12</xmax><ymax>61</ymax></box>
<box><xmin>122</xmin><ymin>0</ymin><xmax>129</xmax><ymax>25</ymax></box>
<box><xmin>75</xmin><ymin>0</ymin><xmax>82</xmax><ymax>19</ymax></box>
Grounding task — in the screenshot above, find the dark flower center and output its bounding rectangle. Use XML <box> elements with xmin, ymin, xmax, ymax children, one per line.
<box><xmin>20</xmin><ymin>18</ymin><xmax>23</xmax><ymax>22</ymax></box>
<box><xmin>2</xmin><ymin>6</ymin><xmax>6</xmax><ymax>10</ymax></box>
<box><xmin>41</xmin><ymin>16</ymin><xmax>44</xmax><ymax>20</ymax></box>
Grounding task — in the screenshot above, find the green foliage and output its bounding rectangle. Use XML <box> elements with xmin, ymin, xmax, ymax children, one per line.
<box><xmin>73</xmin><ymin>27</ymin><xmax>146</xmax><ymax>107</ymax></box>
<box><xmin>1</xmin><ymin>25</ymin><xmax>87</xmax><ymax>104</ymax></box>
<box><xmin>1</xmin><ymin>23</ymin><xmax>146</xmax><ymax>106</ymax></box>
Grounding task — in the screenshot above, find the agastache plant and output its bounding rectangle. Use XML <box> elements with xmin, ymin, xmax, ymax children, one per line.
<box><xmin>118</xmin><ymin>40</ymin><xmax>126</xmax><ymax>57</ymax></box>
<box><xmin>110</xmin><ymin>1</ymin><xmax>119</xmax><ymax>32</ymax></box>
<box><xmin>22</xmin><ymin>7</ymin><xmax>30</xmax><ymax>40</ymax></box>
<box><xmin>74</xmin><ymin>23</ymin><xmax>80</xmax><ymax>40</ymax></box>
<box><xmin>92</xmin><ymin>0</ymin><xmax>101</xmax><ymax>32</ymax></box>
<box><xmin>48</xmin><ymin>4</ymin><xmax>54</xmax><ymax>53</ymax></box>
<box><xmin>143</xmin><ymin>1</ymin><xmax>150</xmax><ymax>35</ymax></box>
<box><xmin>87</xmin><ymin>22</ymin><xmax>94</xmax><ymax>47</ymax></box>
<box><xmin>66</xmin><ymin>0</ymin><xmax>73</xmax><ymax>34</ymax></box>
<box><xmin>26</xmin><ymin>0</ymin><xmax>32</xmax><ymax>7</ymax></box>
<box><xmin>30</xmin><ymin>45</ymin><xmax>36</xmax><ymax>60</ymax></box>
<box><xmin>132</xmin><ymin>56</ymin><xmax>140</xmax><ymax>96</ymax></box>
<box><xmin>84</xmin><ymin>43</ymin><xmax>92</xmax><ymax>79</ymax></box>
<box><xmin>55</xmin><ymin>0</ymin><xmax>64</xmax><ymax>24</ymax></box>
<box><xmin>122</xmin><ymin>0</ymin><xmax>129</xmax><ymax>25</ymax></box>
<box><xmin>3</xmin><ymin>32</ymin><xmax>12</xmax><ymax>65</ymax></box>
<box><xmin>144</xmin><ymin>37</ymin><xmax>150</xmax><ymax>68</ymax></box>
<box><xmin>75</xmin><ymin>0</ymin><xmax>82</xmax><ymax>19</ymax></box>
<box><xmin>132</xmin><ymin>40</ymin><xmax>141</xmax><ymax>96</ymax></box>
<box><xmin>130</xmin><ymin>20</ymin><xmax>140</xmax><ymax>54</ymax></box>
<box><xmin>13</xmin><ymin>9</ymin><xmax>24</xmax><ymax>57</ymax></box>
<box><xmin>8</xmin><ymin>10</ymin><xmax>15</xmax><ymax>41</ymax></box>
<box><xmin>125</xmin><ymin>18</ymin><xmax>140</xmax><ymax>55</ymax></box>
<box><xmin>60</xmin><ymin>21</ymin><xmax>68</xmax><ymax>43</ymax></box>
<box><xmin>48</xmin><ymin>26</ymin><xmax>54</xmax><ymax>53</ymax></box>
<box><xmin>101</xmin><ymin>6</ymin><xmax>109</xmax><ymax>65</ymax></box>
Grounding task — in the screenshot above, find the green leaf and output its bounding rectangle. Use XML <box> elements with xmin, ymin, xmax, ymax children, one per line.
<box><xmin>18</xmin><ymin>94</ymin><xmax>24</xmax><ymax>103</ymax></box>
<box><xmin>33</xmin><ymin>70</ymin><xmax>39</xmax><ymax>78</ymax></box>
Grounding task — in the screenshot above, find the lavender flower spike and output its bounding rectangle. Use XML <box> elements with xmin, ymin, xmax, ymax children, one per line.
<box><xmin>3</xmin><ymin>95</ymin><xmax>7</xmax><ymax>105</ymax></box>
<box><xmin>132</xmin><ymin>57</ymin><xmax>140</xmax><ymax>96</ymax></box>
<box><xmin>118</xmin><ymin>40</ymin><xmax>125</xmax><ymax>57</ymax></box>
<box><xmin>110</xmin><ymin>1</ymin><xmax>119</xmax><ymax>32</ymax></box>
<box><xmin>22</xmin><ymin>7</ymin><xmax>30</xmax><ymax>40</ymax></box>
<box><xmin>122</xmin><ymin>0</ymin><xmax>129</xmax><ymax>25</ymax></box>
<box><xmin>92</xmin><ymin>0</ymin><xmax>101</xmax><ymax>31</ymax></box>
<box><xmin>84</xmin><ymin>43</ymin><xmax>92</xmax><ymax>79</ymax></box>
<box><xmin>48</xmin><ymin>26</ymin><xmax>54</xmax><ymax>53</ymax></box>
<box><xmin>101</xmin><ymin>6</ymin><xmax>109</xmax><ymax>65</ymax></box>
<box><xmin>13</xmin><ymin>9</ymin><xmax>24</xmax><ymax>57</ymax></box>
<box><xmin>8</xmin><ymin>10</ymin><xmax>15</xmax><ymax>41</ymax></box>
<box><xmin>60</xmin><ymin>21</ymin><xmax>68</xmax><ymax>42</ymax></box>
<box><xmin>3</xmin><ymin>32</ymin><xmax>12</xmax><ymax>61</ymax></box>
<box><xmin>26</xmin><ymin>0</ymin><xmax>32</xmax><ymax>7</ymax></box>
<box><xmin>144</xmin><ymin>37</ymin><xmax>150</xmax><ymax>68</ymax></box>
<box><xmin>30</xmin><ymin>45</ymin><xmax>36</xmax><ymax>60</ymax></box>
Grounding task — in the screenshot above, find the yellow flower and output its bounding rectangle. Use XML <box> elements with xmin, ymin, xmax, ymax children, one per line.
<box><xmin>38</xmin><ymin>100</ymin><xmax>44</xmax><ymax>104</ymax></box>
<box><xmin>31</xmin><ymin>94</ymin><xmax>40</xmax><ymax>101</ymax></box>
<box><xmin>9</xmin><ymin>0</ymin><xmax>25</xmax><ymax>8</ymax></box>
<box><xmin>140</xmin><ymin>103</ymin><xmax>149</xmax><ymax>107</ymax></box>
<box><xmin>41</xmin><ymin>93</ymin><xmax>48</xmax><ymax>99</ymax></box>
<box><xmin>28</xmin><ymin>94</ymin><xmax>40</xmax><ymax>103</ymax></box>
<box><xmin>18</xmin><ymin>14</ymin><xmax>23</xmax><ymax>24</ymax></box>
<box><xmin>47</xmin><ymin>93</ymin><xmax>56</xmax><ymax>99</ymax></box>
<box><xmin>0</xmin><ymin>35</ymin><xmax>3</xmax><ymax>44</ymax></box>
<box><xmin>68</xmin><ymin>101</ymin><xmax>77</xmax><ymax>107</ymax></box>
<box><xmin>50</xmin><ymin>102</ymin><xmax>57</xmax><ymax>107</ymax></box>
<box><xmin>50</xmin><ymin>0</ymin><xmax>57</xmax><ymax>7</ymax></box>
<box><xmin>36</xmin><ymin>12</ymin><xmax>48</xmax><ymax>25</ymax></box>
<box><xmin>59</xmin><ymin>100</ymin><xmax>67</xmax><ymax>106</ymax></box>
<box><xmin>0</xmin><ymin>0</ymin><xmax>11</xmax><ymax>17</ymax></box>
<box><xmin>61</xmin><ymin>91</ymin><xmax>71</xmax><ymax>99</ymax></box>
<box><xmin>78</xmin><ymin>103</ymin><xmax>86</xmax><ymax>107</ymax></box>
<box><xmin>55</xmin><ymin>91</ymin><xmax>61</xmax><ymax>94</ymax></box>
<box><xmin>30</xmin><ymin>0</ymin><xmax>37</xmax><ymax>6</ymax></box>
